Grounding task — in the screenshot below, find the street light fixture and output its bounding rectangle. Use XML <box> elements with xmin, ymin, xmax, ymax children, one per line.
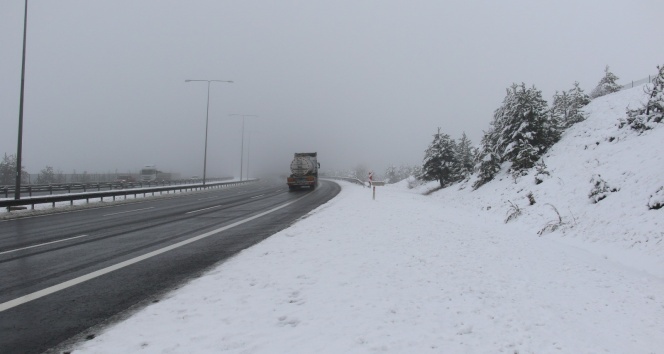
<box><xmin>185</xmin><ymin>79</ymin><xmax>233</xmax><ymax>185</ymax></box>
<box><xmin>228</xmin><ymin>114</ymin><xmax>257</xmax><ymax>181</ymax></box>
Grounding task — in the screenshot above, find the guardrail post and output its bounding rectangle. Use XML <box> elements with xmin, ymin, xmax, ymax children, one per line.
<box><xmin>28</xmin><ymin>186</ymin><xmax>32</xmax><ymax>197</ymax></box>
<box><xmin>3</xmin><ymin>187</ymin><xmax>7</xmax><ymax>198</ymax></box>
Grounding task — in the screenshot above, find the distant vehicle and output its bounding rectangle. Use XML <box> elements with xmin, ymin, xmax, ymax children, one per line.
<box><xmin>287</xmin><ymin>152</ymin><xmax>320</xmax><ymax>191</ymax></box>
<box><xmin>189</xmin><ymin>176</ymin><xmax>200</xmax><ymax>181</ymax></box>
<box><xmin>140</xmin><ymin>166</ymin><xmax>176</xmax><ymax>182</ymax></box>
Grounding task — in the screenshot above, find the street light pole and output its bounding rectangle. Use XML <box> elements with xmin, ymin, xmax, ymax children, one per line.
<box><xmin>14</xmin><ymin>0</ymin><xmax>29</xmax><ymax>200</ymax></box>
<box><xmin>246</xmin><ymin>131</ymin><xmax>251</xmax><ymax>180</ymax></box>
<box><xmin>185</xmin><ymin>79</ymin><xmax>233</xmax><ymax>185</ymax></box>
<box><xmin>229</xmin><ymin>114</ymin><xmax>257</xmax><ymax>181</ymax></box>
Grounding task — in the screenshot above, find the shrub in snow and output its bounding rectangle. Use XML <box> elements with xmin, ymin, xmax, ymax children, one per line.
<box><xmin>588</xmin><ymin>174</ymin><xmax>619</xmax><ymax>203</ymax></box>
<box><xmin>590</xmin><ymin>65</ymin><xmax>621</xmax><ymax>99</ymax></box>
<box><xmin>620</xmin><ymin>65</ymin><xmax>664</xmax><ymax>132</ymax></box>
<box><xmin>504</xmin><ymin>200</ymin><xmax>522</xmax><ymax>223</ymax></box>
<box><xmin>538</xmin><ymin>204</ymin><xmax>564</xmax><ymax>236</ymax></box>
<box><xmin>534</xmin><ymin>160</ymin><xmax>551</xmax><ymax>185</ymax></box>
<box><xmin>648</xmin><ymin>186</ymin><xmax>664</xmax><ymax>210</ymax></box>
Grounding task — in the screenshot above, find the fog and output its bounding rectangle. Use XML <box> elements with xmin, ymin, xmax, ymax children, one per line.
<box><xmin>1</xmin><ymin>1</ymin><xmax>662</xmax><ymax>180</ymax></box>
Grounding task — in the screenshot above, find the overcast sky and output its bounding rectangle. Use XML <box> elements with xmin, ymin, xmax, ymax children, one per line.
<box><xmin>1</xmin><ymin>0</ymin><xmax>662</xmax><ymax>179</ymax></box>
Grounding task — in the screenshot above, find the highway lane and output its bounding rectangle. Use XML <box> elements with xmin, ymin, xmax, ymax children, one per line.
<box><xmin>0</xmin><ymin>179</ymin><xmax>340</xmax><ymax>354</ymax></box>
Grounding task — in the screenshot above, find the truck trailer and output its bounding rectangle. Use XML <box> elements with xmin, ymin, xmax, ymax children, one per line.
<box><xmin>287</xmin><ymin>152</ymin><xmax>320</xmax><ymax>190</ymax></box>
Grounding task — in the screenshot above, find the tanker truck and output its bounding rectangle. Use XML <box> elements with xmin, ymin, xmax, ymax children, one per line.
<box><xmin>287</xmin><ymin>152</ymin><xmax>320</xmax><ymax>190</ymax></box>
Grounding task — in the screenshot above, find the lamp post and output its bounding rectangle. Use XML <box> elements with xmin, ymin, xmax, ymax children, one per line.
<box><xmin>14</xmin><ymin>0</ymin><xmax>29</xmax><ymax>200</ymax></box>
<box><xmin>185</xmin><ymin>79</ymin><xmax>233</xmax><ymax>185</ymax></box>
<box><xmin>228</xmin><ymin>114</ymin><xmax>257</xmax><ymax>181</ymax></box>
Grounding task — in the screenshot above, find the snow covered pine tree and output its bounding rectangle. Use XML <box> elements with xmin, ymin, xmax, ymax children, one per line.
<box><xmin>455</xmin><ymin>132</ymin><xmax>475</xmax><ymax>181</ymax></box>
<box><xmin>494</xmin><ymin>83</ymin><xmax>557</xmax><ymax>175</ymax></box>
<box><xmin>551</xmin><ymin>81</ymin><xmax>591</xmax><ymax>129</ymax></box>
<box><xmin>421</xmin><ymin>127</ymin><xmax>459</xmax><ymax>188</ymax></box>
<box><xmin>622</xmin><ymin>64</ymin><xmax>664</xmax><ymax>132</ymax></box>
<box><xmin>473</xmin><ymin>130</ymin><xmax>501</xmax><ymax>189</ymax></box>
<box><xmin>590</xmin><ymin>65</ymin><xmax>621</xmax><ymax>99</ymax></box>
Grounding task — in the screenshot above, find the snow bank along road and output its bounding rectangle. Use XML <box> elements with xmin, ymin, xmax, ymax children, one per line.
<box><xmin>0</xmin><ymin>179</ymin><xmax>340</xmax><ymax>354</ymax></box>
<box><xmin>72</xmin><ymin>180</ymin><xmax>663</xmax><ymax>353</ymax></box>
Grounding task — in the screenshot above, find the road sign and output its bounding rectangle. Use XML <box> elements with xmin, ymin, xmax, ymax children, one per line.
<box><xmin>371</xmin><ymin>180</ymin><xmax>386</xmax><ymax>200</ymax></box>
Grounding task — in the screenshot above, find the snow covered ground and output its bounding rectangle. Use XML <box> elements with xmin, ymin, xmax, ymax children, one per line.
<box><xmin>70</xmin><ymin>85</ymin><xmax>662</xmax><ymax>353</ymax></box>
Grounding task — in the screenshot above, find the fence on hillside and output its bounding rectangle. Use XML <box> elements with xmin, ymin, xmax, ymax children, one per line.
<box><xmin>621</xmin><ymin>75</ymin><xmax>654</xmax><ymax>90</ymax></box>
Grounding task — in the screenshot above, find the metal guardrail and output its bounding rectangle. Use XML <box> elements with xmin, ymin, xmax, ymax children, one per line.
<box><xmin>0</xmin><ymin>179</ymin><xmax>257</xmax><ymax>211</ymax></box>
<box><xmin>0</xmin><ymin>178</ymin><xmax>230</xmax><ymax>199</ymax></box>
<box><xmin>323</xmin><ymin>176</ymin><xmax>368</xmax><ymax>187</ymax></box>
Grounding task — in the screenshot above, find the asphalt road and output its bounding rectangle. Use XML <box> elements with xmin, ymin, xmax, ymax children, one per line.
<box><xmin>0</xmin><ymin>179</ymin><xmax>340</xmax><ymax>354</ymax></box>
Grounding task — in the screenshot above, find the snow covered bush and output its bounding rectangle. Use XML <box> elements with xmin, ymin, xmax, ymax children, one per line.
<box><xmin>648</xmin><ymin>186</ymin><xmax>664</xmax><ymax>210</ymax></box>
<box><xmin>537</xmin><ymin>204</ymin><xmax>564</xmax><ymax>236</ymax></box>
<box><xmin>588</xmin><ymin>174</ymin><xmax>619</xmax><ymax>203</ymax></box>
<box><xmin>620</xmin><ymin>65</ymin><xmax>664</xmax><ymax>132</ymax></box>
<box><xmin>504</xmin><ymin>200</ymin><xmax>522</xmax><ymax>223</ymax></box>
<box><xmin>590</xmin><ymin>65</ymin><xmax>621</xmax><ymax>99</ymax></box>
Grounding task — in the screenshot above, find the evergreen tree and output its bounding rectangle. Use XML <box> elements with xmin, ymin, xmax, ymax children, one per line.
<box><xmin>494</xmin><ymin>83</ymin><xmax>554</xmax><ymax>173</ymax></box>
<box><xmin>384</xmin><ymin>165</ymin><xmax>398</xmax><ymax>183</ymax></box>
<box><xmin>622</xmin><ymin>65</ymin><xmax>664</xmax><ymax>131</ymax></box>
<box><xmin>473</xmin><ymin>129</ymin><xmax>501</xmax><ymax>190</ymax></box>
<box><xmin>566</xmin><ymin>82</ymin><xmax>591</xmax><ymax>127</ymax></box>
<box><xmin>0</xmin><ymin>153</ymin><xmax>28</xmax><ymax>185</ymax></box>
<box><xmin>455</xmin><ymin>132</ymin><xmax>475</xmax><ymax>180</ymax></box>
<box><xmin>550</xmin><ymin>90</ymin><xmax>569</xmax><ymax>130</ymax></box>
<box><xmin>590</xmin><ymin>65</ymin><xmax>621</xmax><ymax>99</ymax></box>
<box><xmin>421</xmin><ymin>128</ymin><xmax>459</xmax><ymax>187</ymax></box>
<box><xmin>37</xmin><ymin>166</ymin><xmax>56</xmax><ymax>184</ymax></box>
<box><xmin>551</xmin><ymin>83</ymin><xmax>590</xmax><ymax>130</ymax></box>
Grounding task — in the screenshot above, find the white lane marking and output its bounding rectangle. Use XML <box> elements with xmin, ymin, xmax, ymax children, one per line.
<box><xmin>250</xmin><ymin>194</ymin><xmax>264</xmax><ymax>199</ymax></box>
<box><xmin>0</xmin><ymin>192</ymin><xmax>312</xmax><ymax>312</ymax></box>
<box><xmin>103</xmin><ymin>207</ymin><xmax>154</xmax><ymax>217</ymax></box>
<box><xmin>185</xmin><ymin>205</ymin><xmax>223</xmax><ymax>214</ymax></box>
<box><xmin>0</xmin><ymin>235</ymin><xmax>89</xmax><ymax>255</ymax></box>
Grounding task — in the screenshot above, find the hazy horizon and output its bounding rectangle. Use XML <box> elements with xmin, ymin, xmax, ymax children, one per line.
<box><xmin>1</xmin><ymin>0</ymin><xmax>662</xmax><ymax>180</ymax></box>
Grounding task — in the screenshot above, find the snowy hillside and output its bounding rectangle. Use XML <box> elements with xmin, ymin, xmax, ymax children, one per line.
<box><xmin>68</xmin><ymin>84</ymin><xmax>663</xmax><ymax>354</ymax></box>
<box><xmin>418</xmin><ymin>84</ymin><xmax>663</xmax><ymax>275</ymax></box>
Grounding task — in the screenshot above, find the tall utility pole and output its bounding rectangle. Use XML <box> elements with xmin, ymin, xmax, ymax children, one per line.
<box><xmin>14</xmin><ymin>0</ymin><xmax>29</xmax><ymax>200</ymax></box>
<box><xmin>228</xmin><ymin>114</ymin><xmax>257</xmax><ymax>181</ymax></box>
<box><xmin>185</xmin><ymin>79</ymin><xmax>233</xmax><ymax>185</ymax></box>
